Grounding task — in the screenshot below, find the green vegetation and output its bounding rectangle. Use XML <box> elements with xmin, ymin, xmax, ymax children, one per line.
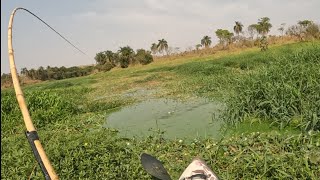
<box><xmin>2</xmin><ymin>42</ymin><xmax>320</xmax><ymax>179</ymax></box>
<box><xmin>215</xmin><ymin>29</ymin><xmax>234</xmax><ymax>47</ymax></box>
<box><xmin>2</xmin><ymin>127</ymin><xmax>319</xmax><ymax>179</ymax></box>
<box><xmin>226</xmin><ymin>46</ymin><xmax>320</xmax><ymax>131</ymax></box>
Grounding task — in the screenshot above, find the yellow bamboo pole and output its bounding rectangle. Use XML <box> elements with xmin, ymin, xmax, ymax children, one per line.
<box><xmin>8</xmin><ymin>7</ymin><xmax>59</xmax><ymax>180</ymax></box>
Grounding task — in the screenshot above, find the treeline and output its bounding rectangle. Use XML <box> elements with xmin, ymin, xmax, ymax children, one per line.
<box><xmin>193</xmin><ymin>18</ymin><xmax>320</xmax><ymax>52</ymax></box>
<box><xmin>1</xmin><ymin>65</ymin><xmax>95</xmax><ymax>88</ymax></box>
<box><xmin>1</xmin><ymin>47</ymin><xmax>154</xmax><ymax>84</ymax></box>
<box><xmin>20</xmin><ymin>65</ymin><xmax>95</xmax><ymax>81</ymax></box>
<box><xmin>2</xmin><ymin>17</ymin><xmax>319</xmax><ymax>87</ymax></box>
<box><xmin>149</xmin><ymin>18</ymin><xmax>320</xmax><ymax>55</ymax></box>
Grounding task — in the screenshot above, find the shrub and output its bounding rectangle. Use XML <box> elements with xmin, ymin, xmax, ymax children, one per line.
<box><xmin>135</xmin><ymin>49</ymin><xmax>154</xmax><ymax>65</ymax></box>
<box><xmin>96</xmin><ymin>62</ymin><xmax>114</xmax><ymax>72</ymax></box>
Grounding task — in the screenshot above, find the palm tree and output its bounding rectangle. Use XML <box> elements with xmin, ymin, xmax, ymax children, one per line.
<box><xmin>104</xmin><ymin>50</ymin><xmax>118</xmax><ymax>66</ymax></box>
<box><xmin>104</xmin><ymin>50</ymin><xmax>113</xmax><ymax>63</ymax></box>
<box><xmin>252</xmin><ymin>17</ymin><xmax>272</xmax><ymax>51</ymax></box>
<box><xmin>201</xmin><ymin>36</ymin><xmax>212</xmax><ymax>48</ymax></box>
<box><xmin>150</xmin><ymin>43</ymin><xmax>158</xmax><ymax>55</ymax></box>
<box><xmin>257</xmin><ymin>17</ymin><xmax>272</xmax><ymax>36</ymax></box>
<box><xmin>157</xmin><ymin>39</ymin><xmax>168</xmax><ymax>55</ymax></box>
<box><xmin>233</xmin><ymin>21</ymin><xmax>244</xmax><ymax>40</ymax></box>
<box><xmin>118</xmin><ymin>46</ymin><xmax>134</xmax><ymax>68</ymax></box>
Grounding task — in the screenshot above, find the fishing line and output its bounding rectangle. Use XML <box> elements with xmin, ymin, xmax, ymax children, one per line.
<box><xmin>15</xmin><ymin>7</ymin><xmax>88</xmax><ymax>56</ymax></box>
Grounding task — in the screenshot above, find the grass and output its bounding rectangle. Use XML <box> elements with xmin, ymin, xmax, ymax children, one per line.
<box><xmin>1</xmin><ymin>41</ymin><xmax>320</xmax><ymax>179</ymax></box>
<box><xmin>226</xmin><ymin>44</ymin><xmax>320</xmax><ymax>131</ymax></box>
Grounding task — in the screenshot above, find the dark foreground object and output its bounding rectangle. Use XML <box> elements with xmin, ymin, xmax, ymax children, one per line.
<box><xmin>140</xmin><ymin>153</ymin><xmax>172</xmax><ymax>180</ymax></box>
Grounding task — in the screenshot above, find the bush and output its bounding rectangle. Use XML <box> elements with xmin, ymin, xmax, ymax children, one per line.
<box><xmin>96</xmin><ymin>62</ymin><xmax>114</xmax><ymax>72</ymax></box>
<box><xmin>119</xmin><ymin>56</ymin><xmax>130</xmax><ymax>68</ymax></box>
<box><xmin>135</xmin><ymin>49</ymin><xmax>154</xmax><ymax>65</ymax></box>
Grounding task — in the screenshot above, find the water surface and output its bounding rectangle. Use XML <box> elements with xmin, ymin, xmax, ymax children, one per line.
<box><xmin>105</xmin><ymin>98</ymin><xmax>225</xmax><ymax>139</ymax></box>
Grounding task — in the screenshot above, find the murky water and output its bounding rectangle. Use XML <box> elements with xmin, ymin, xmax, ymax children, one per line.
<box><xmin>104</xmin><ymin>98</ymin><xmax>225</xmax><ymax>140</ymax></box>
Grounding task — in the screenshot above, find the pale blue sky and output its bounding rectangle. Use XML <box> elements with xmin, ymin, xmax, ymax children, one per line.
<box><xmin>1</xmin><ymin>0</ymin><xmax>320</xmax><ymax>73</ymax></box>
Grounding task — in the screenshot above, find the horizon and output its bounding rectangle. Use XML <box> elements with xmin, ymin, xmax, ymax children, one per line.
<box><xmin>1</xmin><ymin>0</ymin><xmax>320</xmax><ymax>73</ymax></box>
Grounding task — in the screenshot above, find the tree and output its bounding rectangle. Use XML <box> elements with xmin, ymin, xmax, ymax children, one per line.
<box><xmin>298</xmin><ymin>20</ymin><xmax>313</xmax><ymax>28</ymax></box>
<box><xmin>297</xmin><ymin>20</ymin><xmax>319</xmax><ymax>40</ymax></box>
<box><xmin>151</xmin><ymin>43</ymin><xmax>158</xmax><ymax>55</ymax></box>
<box><xmin>135</xmin><ymin>49</ymin><xmax>153</xmax><ymax>65</ymax></box>
<box><xmin>215</xmin><ymin>29</ymin><xmax>225</xmax><ymax>44</ymax></box>
<box><xmin>37</xmin><ymin>66</ymin><xmax>48</xmax><ymax>80</ymax></box>
<box><xmin>20</xmin><ymin>67</ymin><xmax>28</xmax><ymax>76</ymax></box>
<box><xmin>28</xmin><ymin>68</ymin><xmax>36</xmax><ymax>80</ymax></box>
<box><xmin>201</xmin><ymin>36</ymin><xmax>212</xmax><ymax>48</ymax></box>
<box><xmin>104</xmin><ymin>50</ymin><xmax>113</xmax><ymax>63</ymax></box>
<box><xmin>94</xmin><ymin>52</ymin><xmax>107</xmax><ymax>65</ymax></box>
<box><xmin>215</xmin><ymin>29</ymin><xmax>234</xmax><ymax>47</ymax></box>
<box><xmin>104</xmin><ymin>50</ymin><xmax>118</xmax><ymax>66</ymax></box>
<box><xmin>286</xmin><ymin>21</ymin><xmax>319</xmax><ymax>41</ymax></box>
<box><xmin>118</xmin><ymin>46</ymin><xmax>135</xmax><ymax>68</ymax></box>
<box><xmin>233</xmin><ymin>21</ymin><xmax>244</xmax><ymax>40</ymax></box>
<box><xmin>257</xmin><ymin>17</ymin><xmax>272</xmax><ymax>36</ymax></box>
<box><xmin>305</xmin><ymin>23</ymin><xmax>320</xmax><ymax>39</ymax></box>
<box><xmin>251</xmin><ymin>17</ymin><xmax>272</xmax><ymax>51</ymax></box>
<box><xmin>157</xmin><ymin>39</ymin><xmax>168</xmax><ymax>55</ymax></box>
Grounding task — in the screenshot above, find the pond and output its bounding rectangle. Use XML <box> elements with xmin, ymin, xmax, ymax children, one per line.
<box><xmin>104</xmin><ymin>97</ymin><xmax>226</xmax><ymax>140</ymax></box>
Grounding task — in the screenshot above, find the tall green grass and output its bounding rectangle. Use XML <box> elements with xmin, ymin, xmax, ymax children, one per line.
<box><xmin>226</xmin><ymin>45</ymin><xmax>320</xmax><ymax>131</ymax></box>
<box><xmin>1</xmin><ymin>89</ymin><xmax>81</xmax><ymax>137</ymax></box>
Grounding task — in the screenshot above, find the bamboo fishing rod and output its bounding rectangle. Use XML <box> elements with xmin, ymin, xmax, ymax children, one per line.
<box><xmin>8</xmin><ymin>7</ymin><xmax>87</xmax><ymax>180</ymax></box>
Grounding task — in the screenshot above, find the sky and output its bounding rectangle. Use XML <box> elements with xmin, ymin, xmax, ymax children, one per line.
<box><xmin>1</xmin><ymin>0</ymin><xmax>320</xmax><ymax>73</ymax></box>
